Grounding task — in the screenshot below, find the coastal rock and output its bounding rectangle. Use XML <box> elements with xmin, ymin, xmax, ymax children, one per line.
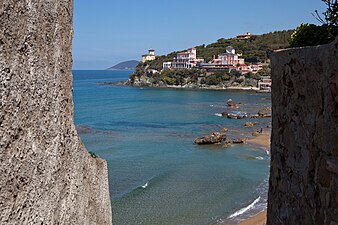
<box><xmin>0</xmin><ymin>2</ymin><xmax>112</xmax><ymax>225</ymax></box>
<box><xmin>252</xmin><ymin>131</ymin><xmax>261</xmax><ymax>136</ymax></box>
<box><xmin>257</xmin><ymin>110</ymin><xmax>272</xmax><ymax>118</ymax></box>
<box><xmin>244</xmin><ymin>122</ymin><xmax>258</xmax><ymax>127</ymax></box>
<box><xmin>232</xmin><ymin>138</ymin><xmax>244</xmax><ymax>144</ymax></box>
<box><xmin>221</xmin><ymin>112</ymin><xmax>247</xmax><ymax>119</ymax></box>
<box><xmin>226</xmin><ymin>99</ymin><xmax>237</xmax><ymax>108</ymax></box>
<box><xmin>194</xmin><ymin>132</ymin><xmax>228</xmax><ymax>145</ymax></box>
<box><xmin>222</xmin><ymin>128</ymin><xmax>229</xmax><ymax>132</ymax></box>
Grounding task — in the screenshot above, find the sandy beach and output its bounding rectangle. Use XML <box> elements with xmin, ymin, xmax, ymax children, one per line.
<box><xmin>237</xmin><ymin>131</ymin><xmax>270</xmax><ymax>225</ymax></box>
<box><xmin>237</xmin><ymin>210</ymin><xmax>267</xmax><ymax>225</ymax></box>
<box><xmin>246</xmin><ymin>131</ymin><xmax>271</xmax><ymax>150</ymax></box>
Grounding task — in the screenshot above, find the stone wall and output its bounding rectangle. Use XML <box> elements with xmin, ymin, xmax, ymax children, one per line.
<box><xmin>267</xmin><ymin>37</ymin><xmax>338</xmax><ymax>224</ymax></box>
<box><xmin>0</xmin><ymin>1</ymin><xmax>112</xmax><ymax>224</ymax></box>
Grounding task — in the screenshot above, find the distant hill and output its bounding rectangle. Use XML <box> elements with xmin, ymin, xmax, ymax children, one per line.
<box><xmin>107</xmin><ymin>60</ymin><xmax>139</xmax><ymax>70</ymax></box>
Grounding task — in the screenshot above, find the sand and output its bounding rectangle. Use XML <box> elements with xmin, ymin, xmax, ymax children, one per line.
<box><xmin>236</xmin><ymin>132</ymin><xmax>270</xmax><ymax>225</ymax></box>
<box><xmin>246</xmin><ymin>131</ymin><xmax>271</xmax><ymax>150</ymax></box>
<box><xmin>237</xmin><ymin>210</ymin><xmax>267</xmax><ymax>225</ymax></box>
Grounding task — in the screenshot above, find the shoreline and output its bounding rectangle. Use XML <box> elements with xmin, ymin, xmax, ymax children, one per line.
<box><xmin>246</xmin><ymin>131</ymin><xmax>271</xmax><ymax>151</ymax></box>
<box><xmin>236</xmin><ymin>131</ymin><xmax>270</xmax><ymax>225</ymax></box>
<box><xmin>98</xmin><ymin>81</ymin><xmax>262</xmax><ymax>92</ymax></box>
<box><xmin>237</xmin><ymin>210</ymin><xmax>267</xmax><ymax>225</ymax></box>
<box><xmin>216</xmin><ymin>131</ymin><xmax>270</xmax><ymax>225</ymax></box>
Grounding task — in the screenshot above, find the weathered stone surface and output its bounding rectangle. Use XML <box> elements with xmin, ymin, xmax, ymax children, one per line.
<box><xmin>267</xmin><ymin>37</ymin><xmax>338</xmax><ymax>225</ymax></box>
<box><xmin>194</xmin><ymin>132</ymin><xmax>228</xmax><ymax>145</ymax></box>
<box><xmin>0</xmin><ymin>1</ymin><xmax>112</xmax><ymax>225</ymax></box>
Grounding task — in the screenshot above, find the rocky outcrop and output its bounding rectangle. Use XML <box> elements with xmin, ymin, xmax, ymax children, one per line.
<box><xmin>0</xmin><ymin>1</ymin><xmax>112</xmax><ymax>225</ymax></box>
<box><xmin>232</xmin><ymin>138</ymin><xmax>244</xmax><ymax>144</ymax></box>
<box><xmin>226</xmin><ymin>99</ymin><xmax>237</xmax><ymax>108</ymax></box>
<box><xmin>267</xmin><ymin>37</ymin><xmax>338</xmax><ymax>225</ymax></box>
<box><xmin>244</xmin><ymin>122</ymin><xmax>258</xmax><ymax>128</ymax></box>
<box><xmin>194</xmin><ymin>132</ymin><xmax>228</xmax><ymax>145</ymax></box>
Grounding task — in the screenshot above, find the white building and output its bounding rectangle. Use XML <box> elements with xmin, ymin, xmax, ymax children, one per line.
<box><xmin>171</xmin><ymin>48</ymin><xmax>204</xmax><ymax>69</ymax></box>
<box><xmin>258</xmin><ymin>76</ymin><xmax>272</xmax><ymax>92</ymax></box>
<box><xmin>162</xmin><ymin>61</ymin><xmax>172</xmax><ymax>70</ymax></box>
<box><xmin>142</xmin><ymin>49</ymin><xmax>156</xmax><ymax>63</ymax></box>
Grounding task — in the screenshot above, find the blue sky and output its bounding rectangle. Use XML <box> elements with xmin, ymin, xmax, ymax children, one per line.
<box><xmin>73</xmin><ymin>0</ymin><xmax>327</xmax><ymax>69</ymax></box>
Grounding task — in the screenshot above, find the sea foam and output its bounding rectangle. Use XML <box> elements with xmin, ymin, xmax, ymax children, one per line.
<box><xmin>227</xmin><ymin>196</ymin><xmax>261</xmax><ymax>219</ymax></box>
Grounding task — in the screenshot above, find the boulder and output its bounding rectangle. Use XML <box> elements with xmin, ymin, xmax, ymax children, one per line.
<box><xmin>257</xmin><ymin>110</ymin><xmax>272</xmax><ymax>118</ymax></box>
<box><xmin>233</xmin><ymin>138</ymin><xmax>244</xmax><ymax>144</ymax></box>
<box><xmin>244</xmin><ymin>122</ymin><xmax>258</xmax><ymax>127</ymax></box>
<box><xmin>252</xmin><ymin>131</ymin><xmax>261</xmax><ymax>136</ymax></box>
<box><xmin>222</xmin><ymin>128</ymin><xmax>229</xmax><ymax>132</ymax></box>
<box><xmin>222</xmin><ymin>112</ymin><xmax>247</xmax><ymax>119</ymax></box>
<box><xmin>195</xmin><ymin>132</ymin><xmax>228</xmax><ymax>145</ymax></box>
<box><xmin>226</xmin><ymin>99</ymin><xmax>237</xmax><ymax>108</ymax></box>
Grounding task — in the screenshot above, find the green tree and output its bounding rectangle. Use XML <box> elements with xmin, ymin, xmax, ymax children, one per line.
<box><xmin>313</xmin><ymin>0</ymin><xmax>338</xmax><ymax>37</ymax></box>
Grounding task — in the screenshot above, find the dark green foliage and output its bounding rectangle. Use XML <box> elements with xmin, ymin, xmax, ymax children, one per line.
<box><xmin>202</xmin><ymin>30</ymin><xmax>293</xmax><ymax>63</ymax></box>
<box><xmin>289</xmin><ymin>23</ymin><xmax>334</xmax><ymax>47</ymax></box>
<box><xmin>200</xmin><ymin>71</ymin><xmax>231</xmax><ymax>85</ymax></box>
<box><xmin>244</xmin><ymin>72</ymin><xmax>261</xmax><ymax>80</ymax></box>
<box><xmin>316</xmin><ymin>0</ymin><xmax>338</xmax><ymax>37</ymax></box>
<box><xmin>291</xmin><ymin>1</ymin><xmax>338</xmax><ymax>47</ymax></box>
<box><xmin>257</xmin><ymin>65</ymin><xmax>271</xmax><ymax>77</ymax></box>
<box><xmin>161</xmin><ymin>69</ymin><xmax>201</xmax><ymax>85</ymax></box>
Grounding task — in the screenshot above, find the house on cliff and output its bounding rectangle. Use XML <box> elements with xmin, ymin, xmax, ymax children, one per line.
<box><xmin>142</xmin><ymin>49</ymin><xmax>156</xmax><ymax>63</ymax></box>
<box><xmin>163</xmin><ymin>48</ymin><xmax>204</xmax><ymax>70</ymax></box>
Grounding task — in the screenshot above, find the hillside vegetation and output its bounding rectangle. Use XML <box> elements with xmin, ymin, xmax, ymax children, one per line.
<box><xmin>141</xmin><ymin>30</ymin><xmax>294</xmax><ymax>71</ymax></box>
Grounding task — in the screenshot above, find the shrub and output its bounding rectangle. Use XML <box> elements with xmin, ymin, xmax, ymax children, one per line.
<box><xmin>289</xmin><ymin>23</ymin><xmax>334</xmax><ymax>47</ymax></box>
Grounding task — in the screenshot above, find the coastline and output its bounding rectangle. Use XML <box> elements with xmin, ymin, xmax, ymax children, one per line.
<box><xmin>98</xmin><ymin>81</ymin><xmax>261</xmax><ymax>92</ymax></box>
<box><xmin>237</xmin><ymin>210</ymin><xmax>267</xmax><ymax>225</ymax></box>
<box><xmin>235</xmin><ymin>131</ymin><xmax>270</xmax><ymax>225</ymax></box>
<box><xmin>246</xmin><ymin>131</ymin><xmax>271</xmax><ymax>151</ymax></box>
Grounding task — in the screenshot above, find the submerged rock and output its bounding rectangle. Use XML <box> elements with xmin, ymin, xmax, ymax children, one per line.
<box><xmin>194</xmin><ymin>132</ymin><xmax>228</xmax><ymax>145</ymax></box>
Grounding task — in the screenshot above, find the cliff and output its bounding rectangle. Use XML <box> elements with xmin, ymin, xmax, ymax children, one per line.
<box><xmin>268</xmin><ymin>37</ymin><xmax>338</xmax><ymax>224</ymax></box>
<box><xmin>0</xmin><ymin>1</ymin><xmax>112</xmax><ymax>225</ymax></box>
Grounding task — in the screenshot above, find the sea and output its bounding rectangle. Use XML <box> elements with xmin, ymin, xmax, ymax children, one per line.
<box><xmin>72</xmin><ymin>70</ymin><xmax>271</xmax><ymax>225</ymax></box>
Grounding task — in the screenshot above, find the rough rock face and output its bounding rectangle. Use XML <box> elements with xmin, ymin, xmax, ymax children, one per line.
<box><xmin>194</xmin><ymin>132</ymin><xmax>228</xmax><ymax>145</ymax></box>
<box><xmin>0</xmin><ymin>1</ymin><xmax>112</xmax><ymax>225</ymax></box>
<box><xmin>267</xmin><ymin>37</ymin><xmax>338</xmax><ymax>225</ymax></box>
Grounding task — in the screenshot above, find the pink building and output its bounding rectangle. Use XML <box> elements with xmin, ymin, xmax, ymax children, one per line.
<box><xmin>212</xmin><ymin>46</ymin><xmax>245</xmax><ymax>66</ymax></box>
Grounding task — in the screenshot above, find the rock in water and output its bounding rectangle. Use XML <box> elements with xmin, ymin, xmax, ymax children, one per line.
<box><xmin>233</xmin><ymin>138</ymin><xmax>244</xmax><ymax>144</ymax></box>
<box><xmin>226</xmin><ymin>99</ymin><xmax>237</xmax><ymax>108</ymax></box>
<box><xmin>244</xmin><ymin>122</ymin><xmax>258</xmax><ymax>127</ymax></box>
<box><xmin>195</xmin><ymin>132</ymin><xmax>228</xmax><ymax>145</ymax></box>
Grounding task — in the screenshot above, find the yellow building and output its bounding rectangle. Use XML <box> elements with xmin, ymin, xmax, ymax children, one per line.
<box><xmin>142</xmin><ymin>49</ymin><xmax>156</xmax><ymax>63</ymax></box>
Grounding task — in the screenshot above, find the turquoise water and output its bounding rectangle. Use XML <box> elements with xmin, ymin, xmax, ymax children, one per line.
<box><xmin>72</xmin><ymin>70</ymin><xmax>271</xmax><ymax>225</ymax></box>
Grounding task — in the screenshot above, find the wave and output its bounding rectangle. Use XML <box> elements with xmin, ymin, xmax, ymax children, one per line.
<box><xmin>214</xmin><ymin>113</ymin><xmax>223</xmax><ymax>117</ymax></box>
<box><xmin>227</xmin><ymin>196</ymin><xmax>261</xmax><ymax>219</ymax></box>
<box><xmin>141</xmin><ymin>181</ymin><xmax>149</xmax><ymax>189</ymax></box>
<box><xmin>255</xmin><ymin>156</ymin><xmax>264</xmax><ymax>160</ymax></box>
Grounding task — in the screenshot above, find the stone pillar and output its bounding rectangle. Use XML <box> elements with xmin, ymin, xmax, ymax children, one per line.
<box><xmin>267</xmin><ymin>37</ymin><xmax>338</xmax><ymax>224</ymax></box>
<box><xmin>0</xmin><ymin>1</ymin><xmax>112</xmax><ymax>224</ymax></box>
